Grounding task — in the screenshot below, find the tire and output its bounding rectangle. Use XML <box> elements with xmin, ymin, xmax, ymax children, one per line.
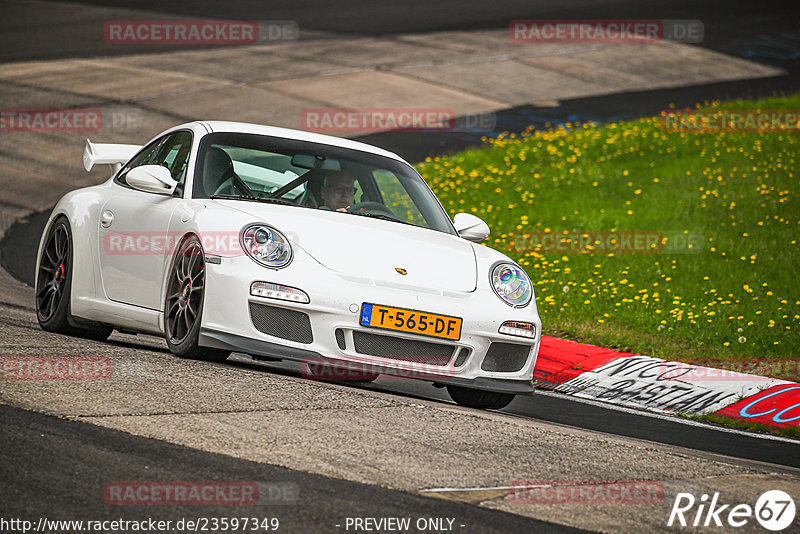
<box><xmin>81</xmin><ymin>325</ymin><xmax>114</xmax><ymax>341</ymax></box>
<box><xmin>36</xmin><ymin>216</ymin><xmax>113</xmax><ymax>341</ymax></box>
<box><xmin>446</xmin><ymin>385</ymin><xmax>515</xmax><ymax>410</ymax></box>
<box><xmin>164</xmin><ymin>235</ymin><xmax>229</xmax><ymax>363</ymax></box>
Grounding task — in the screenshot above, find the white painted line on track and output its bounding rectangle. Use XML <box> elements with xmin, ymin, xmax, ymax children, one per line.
<box><xmin>420</xmin><ymin>484</ymin><xmax>549</xmax><ymax>493</ymax></box>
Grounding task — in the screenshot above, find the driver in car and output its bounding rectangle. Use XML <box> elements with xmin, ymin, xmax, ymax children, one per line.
<box><xmin>319</xmin><ymin>172</ymin><xmax>357</xmax><ymax>212</ymax></box>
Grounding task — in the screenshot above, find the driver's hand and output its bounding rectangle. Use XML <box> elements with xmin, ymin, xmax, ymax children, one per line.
<box><xmin>336</xmin><ymin>206</ymin><xmax>349</xmax><ymax>212</ymax></box>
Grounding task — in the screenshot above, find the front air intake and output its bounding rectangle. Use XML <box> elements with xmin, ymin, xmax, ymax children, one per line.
<box><xmin>335</xmin><ymin>328</ymin><xmax>347</xmax><ymax>350</ymax></box>
<box><xmin>481</xmin><ymin>342</ymin><xmax>530</xmax><ymax>372</ymax></box>
<box><xmin>352</xmin><ymin>331</ymin><xmax>454</xmax><ymax>366</ymax></box>
<box><xmin>249</xmin><ymin>302</ymin><xmax>313</xmax><ymax>344</ymax></box>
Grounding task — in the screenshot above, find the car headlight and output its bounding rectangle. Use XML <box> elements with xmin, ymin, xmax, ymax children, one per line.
<box><xmin>491</xmin><ymin>262</ymin><xmax>532</xmax><ymax>307</ymax></box>
<box><xmin>241</xmin><ymin>224</ymin><xmax>292</xmax><ymax>268</ymax></box>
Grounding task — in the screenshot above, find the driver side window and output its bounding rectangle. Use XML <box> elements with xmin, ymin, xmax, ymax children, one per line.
<box><xmin>152</xmin><ymin>131</ymin><xmax>193</xmax><ymax>181</ymax></box>
<box><xmin>116</xmin><ymin>131</ymin><xmax>193</xmax><ymax>190</ymax></box>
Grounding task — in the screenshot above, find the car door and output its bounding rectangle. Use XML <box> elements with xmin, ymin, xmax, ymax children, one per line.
<box><xmin>98</xmin><ymin>131</ymin><xmax>193</xmax><ymax>310</ymax></box>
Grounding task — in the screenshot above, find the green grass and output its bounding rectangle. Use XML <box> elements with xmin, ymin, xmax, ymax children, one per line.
<box><xmin>678</xmin><ymin>412</ymin><xmax>800</xmax><ymax>439</ymax></box>
<box><xmin>416</xmin><ymin>93</ymin><xmax>800</xmax><ymax>380</ymax></box>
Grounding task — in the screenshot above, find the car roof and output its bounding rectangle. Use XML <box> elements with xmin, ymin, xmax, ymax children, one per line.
<box><xmin>198</xmin><ymin>120</ymin><xmax>406</xmax><ymax>163</ymax></box>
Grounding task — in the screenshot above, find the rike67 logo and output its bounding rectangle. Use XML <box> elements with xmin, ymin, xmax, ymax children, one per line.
<box><xmin>668</xmin><ymin>490</ymin><xmax>796</xmax><ymax>531</ymax></box>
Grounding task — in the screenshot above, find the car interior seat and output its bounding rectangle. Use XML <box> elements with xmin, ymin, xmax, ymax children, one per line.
<box><xmin>202</xmin><ymin>147</ymin><xmax>235</xmax><ymax>197</ymax></box>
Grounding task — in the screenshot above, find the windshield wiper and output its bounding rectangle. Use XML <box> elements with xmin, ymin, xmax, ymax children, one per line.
<box><xmin>210</xmin><ymin>194</ymin><xmax>297</xmax><ymax>206</ymax></box>
<box><xmin>345</xmin><ymin>210</ymin><xmax>412</xmax><ymax>226</ymax></box>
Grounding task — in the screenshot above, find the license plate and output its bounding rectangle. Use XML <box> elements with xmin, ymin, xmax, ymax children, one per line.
<box><xmin>359</xmin><ymin>303</ymin><xmax>462</xmax><ymax>341</ymax></box>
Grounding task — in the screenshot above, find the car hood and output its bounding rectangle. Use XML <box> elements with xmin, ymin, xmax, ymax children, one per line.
<box><xmin>212</xmin><ymin>200</ymin><xmax>477</xmax><ymax>292</ymax></box>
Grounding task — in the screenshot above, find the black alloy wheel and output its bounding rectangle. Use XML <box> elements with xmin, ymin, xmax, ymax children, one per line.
<box><xmin>164</xmin><ymin>235</ymin><xmax>229</xmax><ymax>362</ymax></box>
<box><xmin>36</xmin><ymin>216</ymin><xmax>112</xmax><ymax>341</ymax></box>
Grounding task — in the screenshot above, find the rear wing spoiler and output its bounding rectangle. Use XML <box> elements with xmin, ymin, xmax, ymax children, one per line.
<box><xmin>83</xmin><ymin>139</ymin><xmax>142</xmax><ymax>173</ymax></box>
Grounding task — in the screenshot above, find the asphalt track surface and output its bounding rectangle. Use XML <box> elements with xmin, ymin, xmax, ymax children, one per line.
<box><xmin>0</xmin><ymin>403</ymin><xmax>583</xmax><ymax>533</ymax></box>
<box><xmin>205</xmin><ymin>357</ymin><xmax>800</xmax><ymax>469</ymax></box>
<box><xmin>1</xmin><ymin>0</ymin><xmax>797</xmax><ymax>62</ymax></box>
<box><xmin>2</xmin><ymin>1</ymin><xmax>800</xmax><ymax>531</ymax></box>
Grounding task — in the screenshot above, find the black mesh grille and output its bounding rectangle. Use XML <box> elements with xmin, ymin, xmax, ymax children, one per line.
<box><xmin>335</xmin><ymin>328</ymin><xmax>346</xmax><ymax>350</ymax></box>
<box><xmin>249</xmin><ymin>302</ymin><xmax>313</xmax><ymax>344</ymax></box>
<box><xmin>481</xmin><ymin>342</ymin><xmax>530</xmax><ymax>372</ymax></box>
<box><xmin>453</xmin><ymin>348</ymin><xmax>471</xmax><ymax>367</ymax></box>
<box><xmin>353</xmin><ymin>331</ymin><xmax>453</xmax><ymax>366</ymax></box>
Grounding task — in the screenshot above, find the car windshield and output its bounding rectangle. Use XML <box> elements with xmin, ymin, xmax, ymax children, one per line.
<box><xmin>192</xmin><ymin>132</ymin><xmax>456</xmax><ymax>235</ymax></box>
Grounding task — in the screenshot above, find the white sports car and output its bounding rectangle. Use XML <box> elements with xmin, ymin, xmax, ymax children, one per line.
<box><xmin>35</xmin><ymin>121</ymin><xmax>541</xmax><ymax>409</ymax></box>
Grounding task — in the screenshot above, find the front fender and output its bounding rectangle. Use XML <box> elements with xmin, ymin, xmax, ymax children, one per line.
<box><xmin>36</xmin><ymin>184</ymin><xmax>112</xmax><ymax>312</ymax></box>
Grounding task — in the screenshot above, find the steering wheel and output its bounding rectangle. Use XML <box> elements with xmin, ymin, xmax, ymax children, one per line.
<box><xmin>213</xmin><ymin>170</ymin><xmax>254</xmax><ymax>197</ymax></box>
<box><xmin>346</xmin><ymin>201</ymin><xmax>400</xmax><ymax>219</ymax></box>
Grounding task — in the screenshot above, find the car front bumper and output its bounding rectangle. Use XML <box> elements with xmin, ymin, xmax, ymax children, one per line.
<box><xmin>199</xmin><ymin>253</ymin><xmax>541</xmax><ymax>395</ymax></box>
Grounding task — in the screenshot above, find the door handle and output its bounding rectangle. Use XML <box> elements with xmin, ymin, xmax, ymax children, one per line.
<box><xmin>100</xmin><ymin>210</ymin><xmax>114</xmax><ymax>228</ymax></box>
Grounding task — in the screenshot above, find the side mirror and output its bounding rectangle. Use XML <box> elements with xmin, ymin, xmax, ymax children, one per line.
<box><xmin>454</xmin><ymin>213</ymin><xmax>490</xmax><ymax>242</ymax></box>
<box><xmin>126</xmin><ymin>165</ymin><xmax>178</xmax><ymax>195</ymax></box>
